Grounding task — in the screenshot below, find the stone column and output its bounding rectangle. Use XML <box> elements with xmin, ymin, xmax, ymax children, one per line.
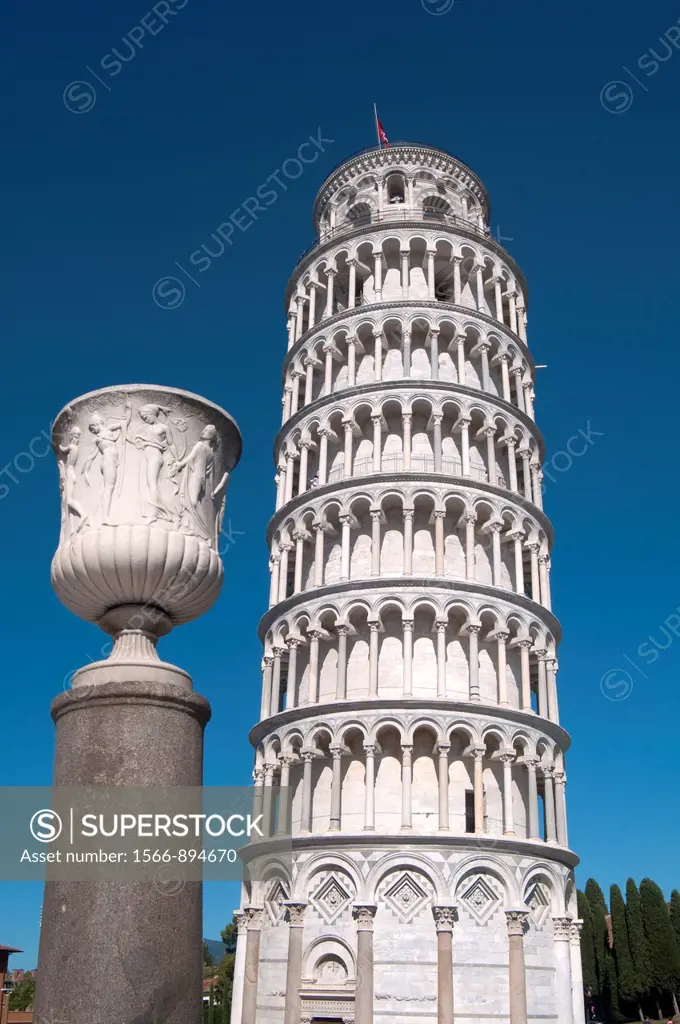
<box><xmin>308</xmin><ymin>282</ymin><xmax>316</xmax><ymax>328</ymax></box>
<box><xmin>291</xmin><ymin>371</ymin><xmax>301</xmax><ymax>415</ymax></box>
<box><xmin>499</xmin><ymin>353</ymin><xmax>511</xmax><ymax>398</ymax></box>
<box><xmin>430</xmin><ymin>330</ymin><xmax>440</xmax><ymax>381</ymax></box>
<box><xmin>518</xmin><ymin>639</ymin><xmax>533</xmax><ymax>711</ymax></box>
<box><xmin>293</xmin><ymin>530</ymin><xmax>305</xmax><ymax>594</ymax></box>
<box><xmin>278</xmin><ymin>545</ymin><xmax>290</xmax><ymax>602</ymax></box>
<box><xmin>284</xmin><ymin>452</ymin><xmax>295</xmax><ymax>502</ymax></box>
<box><xmin>372</xmin><ymin>415</ymin><xmax>382</xmax><ymax>472</ymax></box>
<box><xmin>241</xmin><ymin>907</ymin><xmax>265</xmax><ymax>1024</ymax></box>
<box><xmin>507</xmin><ymin>290</ymin><xmax>518</xmax><ymax>334</ymax></box>
<box><xmin>433</xmin><ymin>414</ymin><xmax>443</xmax><ymax>471</ymax></box>
<box><xmin>373</xmin><ymin>331</ymin><xmax>383</xmax><ymax>383</ymax></box>
<box><xmin>489</xmin><ymin>520</ymin><xmax>502</xmax><ymax>585</ymax></box>
<box><xmin>403</xmin><ymin>412</ymin><xmax>412</xmax><ymax>470</ymax></box>
<box><xmin>300</xmin><ymin>751</ymin><xmax>315</xmax><ymax>833</ymax></box>
<box><xmin>538</xmin><ymin>554</ymin><xmax>551</xmax><ymax>610</ymax></box>
<box><xmin>474</xmin><ymin>264</ymin><xmax>485</xmax><ymax>312</ymax></box>
<box><xmin>343</xmin><ymin>419</ymin><xmax>354</xmax><ymax>476</ymax></box>
<box><xmin>324</xmin><ymin>267</ymin><xmax>336</xmax><ymax>317</ymax></box>
<box><xmin>286</xmin><ymin>638</ymin><xmax>300</xmax><ymax>709</ymax></box>
<box><xmin>347</xmin><ymin>338</ymin><xmax>357</xmax><ymax>385</ymax></box>
<box><xmin>493</xmin><ymin>277</ymin><xmax>504</xmax><ymax>324</ymax></box>
<box><xmin>509</xmin><ymin>531</ymin><xmax>525</xmax><ymax>595</ymax></box>
<box><xmin>525</xmin><ymin>760</ymin><xmax>540</xmax><ymax>838</ymax></box>
<box><xmin>505</xmin><ymin>910</ymin><xmax>529</xmax><ymax>1024</ymax></box>
<box><xmin>261</xmin><ymin>655</ymin><xmax>274</xmax><ymax>719</ymax></box>
<box><xmin>403</xmin><ymin>330</ymin><xmax>412</xmax><ymax>378</ymax></box>
<box><xmin>468</xmin><ymin>624</ymin><xmax>481</xmax><ymax>702</ymax></box>
<box><xmin>297</xmin><ymin>441</ymin><xmax>310</xmax><ymax>494</ymax></box>
<box><xmin>472</xmin><ymin>747</ymin><xmax>485</xmax><ymax>832</ymax></box>
<box><xmin>495</xmin><ymin>630</ymin><xmax>509</xmax><ymax>705</ymax></box>
<box><xmin>501</xmin><ymin>753</ymin><xmax>516</xmax><ymax>835</ymax></box>
<box><xmin>353</xmin><ymin>905</ymin><xmax>377</xmax><ymax>1024</ymax></box>
<box><xmin>464</xmin><ymin>513</ymin><xmax>476</xmax><ymax>580</ymax></box>
<box><xmin>536</xmin><ymin>650</ymin><xmax>548</xmax><ymax>717</ymax></box>
<box><xmin>434</xmin><ymin>510</ymin><xmax>445</xmax><ymax>577</ymax></box>
<box><xmin>400</xmin><ymin>744</ymin><xmax>413</xmax><ymax>831</ymax></box>
<box><xmin>368</xmin><ymin>620</ymin><xmax>380</xmax><ymax>697</ymax></box>
<box><xmin>363</xmin><ymin>744</ymin><xmax>376</xmax><ymax>831</ymax></box>
<box><xmin>437</xmin><ymin>745</ymin><xmax>450</xmax><ymax>831</ymax></box>
<box><xmin>229</xmin><ymin>911</ymin><xmax>247</xmax><ymax>1024</ymax></box>
<box><xmin>403</xmin><ymin>509</ymin><xmax>414</xmax><ymax>575</ymax></box>
<box><xmin>304</xmin><ymin>358</ymin><xmax>315</xmax><ymax>405</ymax></box>
<box><xmin>340</xmin><ymin>514</ymin><xmax>352</xmax><ymax>581</ymax></box>
<box><xmin>373</xmin><ymin>251</ymin><xmax>383</xmax><ymax>301</ymax></box>
<box><xmin>453</xmin><ymin>257</ymin><xmax>462</xmax><ymax>305</ymax></box>
<box><xmin>336</xmin><ymin>625</ymin><xmax>348</xmax><ymax>699</ymax></box>
<box><xmin>427</xmin><ymin>249</ymin><xmax>436</xmax><ymax>298</ymax></box>
<box><xmin>484</xmin><ymin>427</ymin><xmax>497</xmax><ymax>484</ymax></box>
<box><xmin>432</xmin><ymin>906</ymin><xmax>457</xmax><ymax>1024</ymax></box>
<box><xmin>318</xmin><ymin>429</ymin><xmax>330</xmax><ymax>484</ymax></box>
<box><xmin>519</xmin><ymin>449</ymin><xmax>532</xmax><ymax>499</ymax></box>
<box><xmin>401</xmin><ymin>248</ymin><xmax>410</xmax><ymax>298</ymax></box>
<box><xmin>505</xmin><ymin>437</ymin><xmax>518</xmax><ymax>491</ymax></box>
<box><xmin>403</xmin><ymin>619</ymin><xmax>414</xmax><ymax>696</ymax></box>
<box><xmin>460</xmin><ymin>418</ymin><xmax>471</xmax><ymax>476</ymax></box>
<box><xmin>348</xmin><ymin>260</ymin><xmax>357</xmax><ymax>308</ymax></box>
<box><xmin>555</xmin><ymin>771</ymin><xmax>568</xmax><ymax>846</ymax></box>
<box><xmin>307</xmin><ymin>629</ymin><xmax>322</xmax><ymax>703</ymax></box>
<box><xmin>542</xmin><ymin>765</ymin><xmax>557</xmax><ymax>842</ymax></box>
<box><xmin>528</xmin><ymin>544</ymin><xmax>540</xmax><ymax>603</ymax></box>
<box><xmin>370</xmin><ymin>509</ymin><xmax>382</xmax><ymax>577</ymax></box>
<box><xmin>547</xmin><ymin>658</ymin><xmax>559</xmax><ymax>723</ymax></box>
<box><xmin>553</xmin><ymin>917</ymin><xmax>575</xmax><ymax>1024</ymax></box>
<box><xmin>479</xmin><ymin>343</ymin><xmax>491</xmax><ymax>391</ymax></box>
<box><xmin>329</xmin><ymin>745</ymin><xmax>344</xmax><ymax>831</ymax></box>
<box><xmin>270</xmin><ymin>646</ymin><xmax>283</xmax><ymax>714</ymax></box>
<box><xmin>436</xmin><ymin>619</ymin><xmax>448</xmax><ymax>697</ymax></box>
<box><xmin>569</xmin><ymin>921</ymin><xmax>587</xmax><ymax>1024</ymax></box>
<box><xmin>276</xmin><ymin>756</ymin><xmax>294</xmax><ymax>835</ymax></box>
<box><xmin>283</xmin><ymin>902</ymin><xmax>307</xmax><ymax>1024</ymax></box>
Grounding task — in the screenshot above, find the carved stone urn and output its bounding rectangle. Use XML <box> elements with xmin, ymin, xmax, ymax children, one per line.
<box><xmin>51</xmin><ymin>384</ymin><xmax>242</xmax><ymax>686</ymax></box>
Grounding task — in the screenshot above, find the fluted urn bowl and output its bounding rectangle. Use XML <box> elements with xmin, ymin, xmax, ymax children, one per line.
<box><xmin>51</xmin><ymin>385</ymin><xmax>242</xmax><ymax>643</ymax></box>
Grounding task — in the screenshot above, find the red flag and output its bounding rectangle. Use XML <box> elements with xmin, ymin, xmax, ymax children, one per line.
<box><xmin>374</xmin><ymin>104</ymin><xmax>389</xmax><ymax>147</ymax></box>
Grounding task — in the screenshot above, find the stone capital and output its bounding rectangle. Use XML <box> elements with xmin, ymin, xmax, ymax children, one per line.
<box><xmin>352</xmin><ymin>903</ymin><xmax>378</xmax><ymax>930</ymax></box>
<box><xmin>244</xmin><ymin>906</ymin><xmax>265</xmax><ymax>930</ymax></box>
<box><xmin>570</xmin><ymin>919</ymin><xmax>584</xmax><ymax>943</ymax></box>
<box><xmin>553</xmin><ymin>916</ymin><xmax>573</xmax><ymax>941</ymax></box>
<box><xmin>283</xmin><ymin>901</ymin><xmax>308</xmax><ymax>927</ymax></box>
<box><xmin>432</xmin><ymin>905</ymin><xmax>458</xmax><ymax>932</ymax></box>
<box><xmin>505</xmin><ymin>909</ymin><xmax>529</xmax><ymax>936</ymax></box>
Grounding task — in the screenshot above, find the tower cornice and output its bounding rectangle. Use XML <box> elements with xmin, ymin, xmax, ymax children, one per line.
<box><xmin>258</xmin><ymin>575</ymin><xmax>562</xmax><ymax>643</ymax></box>
<box><xmin>283</xmin><ymin>300</ymin><xmax>534</xmax><ymax>373</ymax></box>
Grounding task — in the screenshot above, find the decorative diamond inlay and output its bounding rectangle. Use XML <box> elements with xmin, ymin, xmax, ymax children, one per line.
<box><xmin>310</xmin><ymin>874</ymin><xmax>352</xmax><ymax>924</ymax></box>
<box><xmin>460</xmin><ymin>875</ymin><xmax>502</xmax><ymax>924</ymax></box>
<box><xmin>526</xmin><ymin>882</ymin><xmax>550</xmax><ymax>927</ymax></box>
<box><xmin>383</xmin><ymin>872</ymin><xmax>429</xmax><ymax>923</ymax></box>
<box><xmin>264</xmin><ymin>878</ymin><xmax>290</xmax><ymax>925</ymax></box>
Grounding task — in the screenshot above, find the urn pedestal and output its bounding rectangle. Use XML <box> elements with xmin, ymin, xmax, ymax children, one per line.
<box><xmin>35</xmin><ymin>385</ymin><xmax>242</xmax><ymax>1024</ymax></box>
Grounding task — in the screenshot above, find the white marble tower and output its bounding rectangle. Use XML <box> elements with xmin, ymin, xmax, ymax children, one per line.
<box><xmin>234</xmin><ymin>143</ymin><xmax>583</xmax><ymax>1024</ymax></box>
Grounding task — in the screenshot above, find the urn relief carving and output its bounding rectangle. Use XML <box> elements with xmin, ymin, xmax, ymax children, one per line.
<box><xmin>51</xmin><ymin>384</ymin><xmax>242</xmax><ymax>681</ymax></box>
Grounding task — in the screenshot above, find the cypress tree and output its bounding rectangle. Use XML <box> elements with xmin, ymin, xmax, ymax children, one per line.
<box><xmin>626</xmin><ymin>878</ymin><xmax>650</xmax><ymax>1012</ymax></box>
<box><xmin>579</xmin><ymin>889</ymin><xmax>599</xmax><ymax>997</ymax></box>
<box><xmin>611</xmin><ymin>883</ymin><xmax>641</xmax><ymax>1018</ymax></box>
<box><xmin>670</xmin><ymin>890</ymin><xmax>680</xmax><ymax>957</ymax></box>
<box><xmin>640</xmin><ymin>877</ymin><xmax>680</xmax><ymax>1016</ymax></box>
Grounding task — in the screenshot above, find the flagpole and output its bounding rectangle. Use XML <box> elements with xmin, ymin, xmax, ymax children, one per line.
<box><xmin>373</xmin><ymin>102</ymin><xmax>381</xmax><ymax>148</ymax></box>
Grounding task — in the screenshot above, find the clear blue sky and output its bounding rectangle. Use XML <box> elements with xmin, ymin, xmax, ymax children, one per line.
<box><xmin>2</xmin><ymin>0</ymin><xmax>680</xmax><ymax>968</ymax></box>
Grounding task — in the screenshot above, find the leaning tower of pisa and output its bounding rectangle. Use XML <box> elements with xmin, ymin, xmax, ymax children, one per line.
<box><xmin>233</xmin><ymin>143</ymin><xmax>583</xmax><ymax>1024</ymax></box>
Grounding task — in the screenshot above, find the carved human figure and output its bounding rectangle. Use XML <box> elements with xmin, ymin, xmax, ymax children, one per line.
<box><xmin>57</xmin><ymin>426</ymin><xmax>88</xmax><ymax>537</ymax></box>
<box><xmin>83</xmin><ymin>399</ymin><xmax>132</xmax><ymax>524</ymax></box>
<box><xmin>173</xmin><ymin>424</ymin><xmax>226</xmax><ymax>544</ymax></box>
<box><xmin>133</xmin><ymin>404</ymin><xmax>181</xmax><ymax>522</ymax></box>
